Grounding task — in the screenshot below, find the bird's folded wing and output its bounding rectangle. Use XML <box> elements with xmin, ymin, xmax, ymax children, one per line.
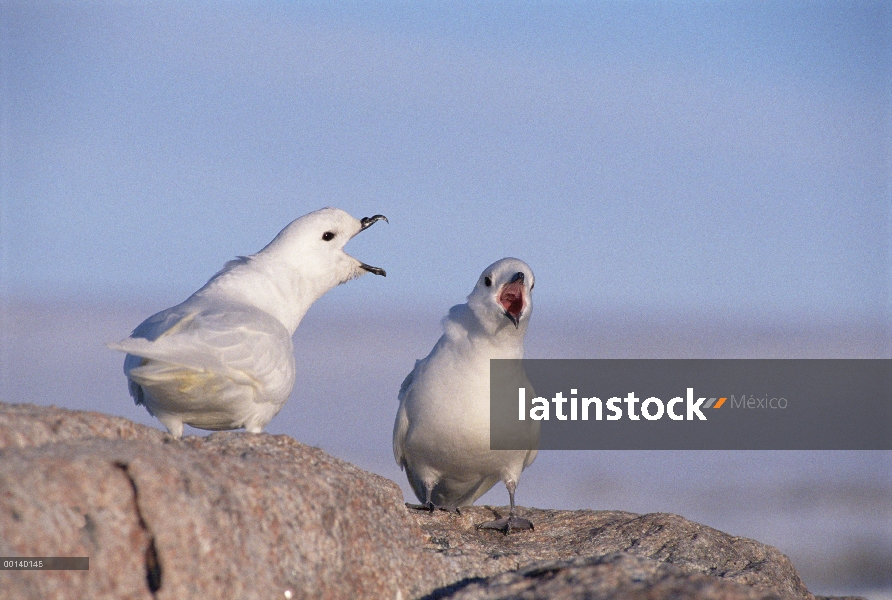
<box><xmin>393</xmin><ymin>363</ymin><xmax>422</xmax><ymax>467</ymax></box>
<box><xmin>108</xmin><ymin>306</ymin><xmax>295</xmax><ymax>404</ymax></box>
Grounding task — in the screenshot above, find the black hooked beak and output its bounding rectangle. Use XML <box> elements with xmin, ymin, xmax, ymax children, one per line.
<box><xmin>360</xmin><ymin>263</ymin><xmax>386</xmax><ymax>276</ymax></box>
<box><xmin>360</xmin><ymin>214</ymin><xmax>388</xmax><ymax>230</ymax></box>
<box><xmin>358</xmin><ymin>214</ymin><xmax>388</xmax><ymax>276</ymax></box>
<box><xmin>510</xmin><ymin>272</ymin><xmax>524</xmax><ymax>283</ymax></box>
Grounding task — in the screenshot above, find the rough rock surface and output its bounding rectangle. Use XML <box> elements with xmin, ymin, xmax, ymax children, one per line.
<box><xmin>409</xmin><ymin>506</ymin><xmax>813</xmax><ymax>599</ymax></box>
<box><xmin>0</xmin><ymin>402</ymin><xmax>829</xmax><ymax>600</ymax></box>
<box><xmin>423</xmin><ymin>553</ymin><xmax>794</xmax><ymax>600</ymax></box>
<box><xmin>0</xmin><ymin>402</ymin><xmax>168</xmax><ymax>448</ymax></box>
<box><xmin>0</xmin><ymin>404</ymin><xmax>447</xmax><ymax>600</ymax></box>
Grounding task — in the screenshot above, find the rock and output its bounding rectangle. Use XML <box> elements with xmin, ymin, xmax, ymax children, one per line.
<box><xmin>408</xmin><ymin>506</ymin><xmax>812</xmax><ymax>599</ymax></box>
<box><xmin>0</xmin><ymin>402</ymin><xmax>167</xmax><ymax>448</ymax></box>
<box><xmin>0</xmin><ymin>403</ymin><xmax>449</xmax><ymax>600</ymax></box>
<box><xmin>423</xmin><ymin>553</ymin><xmax>793</xmax><ymax>600</ymax></box>
<box><xmin>0</xmin><ymin>402</ymin><xmax>827</xmax><ymax>599</ymax></box>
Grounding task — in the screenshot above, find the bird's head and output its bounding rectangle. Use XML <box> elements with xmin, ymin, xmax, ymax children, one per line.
<box><xmin>467</xmin><ymin>258</ymin><xmax>535</xmax><ymax>334</ymax></box>
<box><xmin>261</xmin><ymin>207</ymin><xmax>388</xmax><ymax>294</ymax></box>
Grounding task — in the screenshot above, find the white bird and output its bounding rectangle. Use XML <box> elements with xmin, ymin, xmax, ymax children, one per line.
<box><xmin>393</xmin><ymin>257</ymin><xmax>538</xmax><ymax>533</ymax></box>
<box><xmin>108</xmin><ymin>207</ymin><xmax>387</xmax><ymax>438</ymax></box>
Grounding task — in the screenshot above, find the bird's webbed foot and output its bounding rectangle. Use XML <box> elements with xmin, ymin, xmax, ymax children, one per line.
<box><xmin>476</xmin><ymin>513</ymin><xmax>534</xmax><ymax>534</ymax></box>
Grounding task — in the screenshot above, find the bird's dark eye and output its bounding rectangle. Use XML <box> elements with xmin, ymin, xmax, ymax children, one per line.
<box><xmin>484</xmin><ymin>276</ymin><xmax>492</xmax><ymax>287</ymax></box>
<box><xmin>322</xmin><ymin>231</ymin><xmax>335</xmax><ymax>241</ymax></box>
<box><xmin>531</xmin><ymin>282</ymin><xmax>535</xmax><ymax>290</ymax></box>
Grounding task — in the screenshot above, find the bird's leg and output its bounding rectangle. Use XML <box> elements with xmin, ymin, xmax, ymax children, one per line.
<box><xmin>476</xmin><ymin>480</ymin><xmax>533</xmax><ymax>534</ymax></box>
<box><xmin>158</xmin><ymin>414</ymin><xmax>184</xmax><ymax>439</ymax></box>
<box><xmin>506</xmin><ymin>482</ymin><xmax>533</xmax><ymax>529</ymax></box>
<box><xmin>405</xmin><ymin>483</ymin><xmax>461</xmax><ymax>514</ymax></box>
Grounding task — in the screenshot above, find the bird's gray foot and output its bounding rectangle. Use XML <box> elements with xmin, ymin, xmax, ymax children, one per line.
<box><xmin>476</xmin><ymin>513</ymin><xmax>534</xmax><ymax>534</ymax></box>
<box><xmin>405</xmin><ymin>501</ymin><xmax>461</xmax><ymax>514</ymax></box>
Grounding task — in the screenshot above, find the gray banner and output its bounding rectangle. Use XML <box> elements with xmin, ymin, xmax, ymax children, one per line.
<box><xmin>0</xmin><ymin>557</ymin><xmax>89</xmax><ymax>570</ymax></box>
<box><xmin>490</xmin><ymin>359</ymin><xmax>892</xmax><ymax>450</ymax></box>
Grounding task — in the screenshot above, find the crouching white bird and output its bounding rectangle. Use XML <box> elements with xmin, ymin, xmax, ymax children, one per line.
<box><xmin>393</xmin><ymin>257</ymin><xmax>538</xmax><ymax>533</ymax></box>
<box><xmin>108</xmin><ymin>207</ymin><xmax>387</xmax><ymax>438</ymax></box>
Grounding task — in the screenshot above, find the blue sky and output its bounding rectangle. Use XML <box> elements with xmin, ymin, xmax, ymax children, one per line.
<box><xmin>1</xmin><ymin>4</ymin><xmax>891</xmax><ymax>592</ymax></box>
<box><xmin>2</xmin><ymin>1</ymin><xmax>889</xmax><ymax>320</ymax></box>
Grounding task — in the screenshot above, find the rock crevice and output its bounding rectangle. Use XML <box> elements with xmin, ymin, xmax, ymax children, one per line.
<box><xmin>114</xmin><ymin>461</ymin><xmax>163</xmax><ymax>596</ymax></box>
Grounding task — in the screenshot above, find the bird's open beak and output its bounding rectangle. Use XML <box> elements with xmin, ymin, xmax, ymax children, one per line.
<box><xmin>499</xmin><ymin>272</ymin><xmax>525</xmax><ymax>328</ymax></box>
<box><xmin>357</xmin><ymin>214</ymin><xmax>388</xmax><ymax>276</ymax></box>
<box><xmin>360</xmin><ymin>263</ymin><xmax>386</xmax><ymax>276</ymax></box>
<box><xmin>360</xmin><ymin>214</ymin><xmax>388</xmax><ymax>230</ymax></box>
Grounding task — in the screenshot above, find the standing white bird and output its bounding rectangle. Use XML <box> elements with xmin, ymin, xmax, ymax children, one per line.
<box><xmin>393</xmin><ymin>257</ymin><xmax>538</xmax><ymax>533</ymax></box>
<box><xmin>108</xmin><ymin>207</ymin><xmax>387</xmax><ymax>438</ymax></box>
